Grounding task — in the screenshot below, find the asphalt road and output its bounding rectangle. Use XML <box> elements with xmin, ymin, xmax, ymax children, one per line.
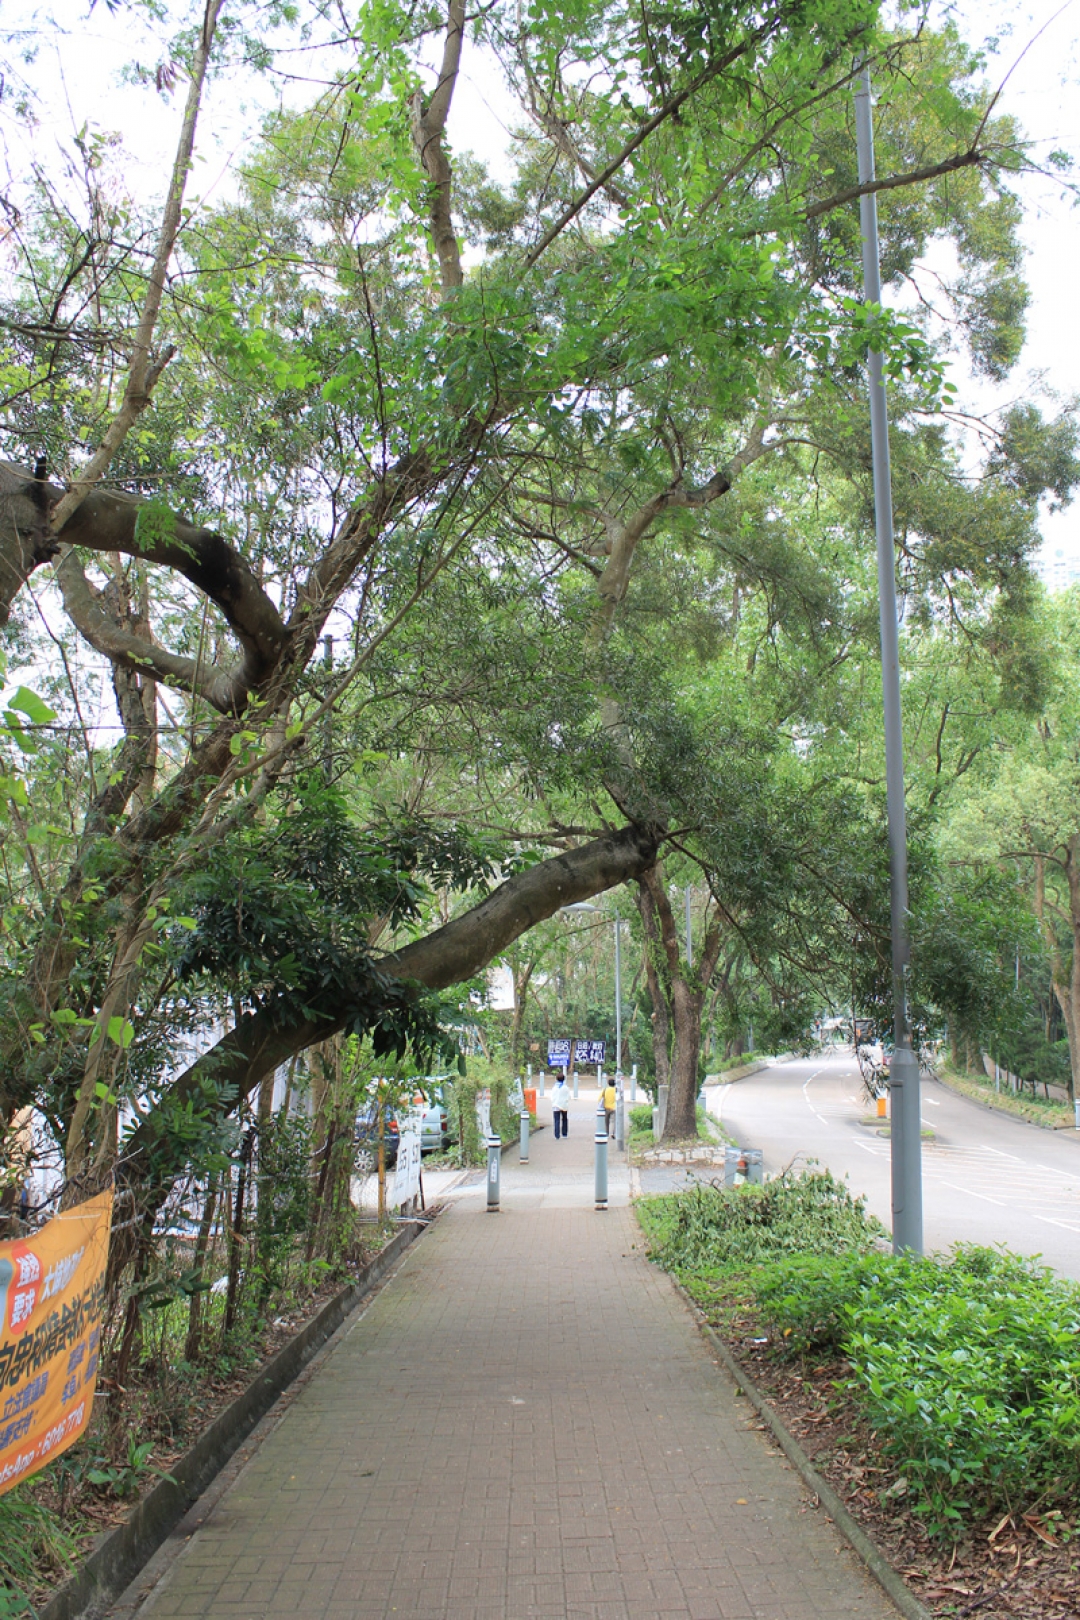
<box><xmin>708</xmin><ymin>1054</ymin><xmax>1080</xmax><ymax>1281</ymax></box>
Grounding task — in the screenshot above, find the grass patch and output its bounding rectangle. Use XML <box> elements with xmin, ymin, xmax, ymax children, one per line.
<box><xmin>939</xmin><ymin>1061</ymin><xmax>1073</xmax><ymax>1130</ymax></box>
<box><xmin>627</xmin><ymin>1102</ymin><xmax>728</xmax><ymax>1156</ymax></box>
<box><xmin>0</xmin><ymin>1486</ymin><xmax>80</xmax><ymax>1614</ymax></box>
<box><xmin>638</xmin><ymin>1170</ymin><xmax>1080</xmax><ymax>1541</ymax></box>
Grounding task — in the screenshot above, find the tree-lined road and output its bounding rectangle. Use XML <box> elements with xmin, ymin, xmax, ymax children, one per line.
<box><xmin>709</xmin><ymin>1056</ymin><xmax>1080</xmax><ymax>1281</ymax></box>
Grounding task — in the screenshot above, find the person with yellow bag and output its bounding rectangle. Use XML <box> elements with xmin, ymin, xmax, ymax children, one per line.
<box><xmin>601</xmin><ymin>1076</ymin><xmax>617</xmax><ymax>1139</ymax></box>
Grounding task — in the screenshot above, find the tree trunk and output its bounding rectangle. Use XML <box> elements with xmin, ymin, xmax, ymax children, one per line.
<box><xmin>666</xmin><ymin>978</ymin><xmax>703</xmax><ymax>1137</ymax></box>
<box><xmin>1034</xmin><ymin>847</ymin><xmax>1078</xmax><ymax>1104</ymax></box>
<box><xmin>637</xmin><ymin>878</ymin><xmax>672</xmax><ymax>1090</ymax></box>
<box><xmin>184</xmin><ymin>1178</ymin><xmax>219</xmax><ymax>1364</ymax></box>
<box><xmin>509</xmin><ymin>957</ymin><xmax>535</xmax><ymax>1066</ymax></box>
<box><xmin>223</xmin><ymin>1128</ymin><xmax>253</xmax><ymax>1340</ymax></box>
<box><xmin>637</xmin><ymin>865</ymin><xmax>725</xmax><ymax>1140</ymax></box>
<box><xmin>1063</xmin><ymin>835</ymin><xmax>1080</xmax><ymax>1105</ymax></box>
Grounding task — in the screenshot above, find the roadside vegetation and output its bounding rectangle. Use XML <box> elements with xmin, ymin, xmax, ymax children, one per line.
<box><xmin>938</xmin><ymin>1059</ymin><xmax>1074</xmax><ymax>1132</ymax></box>
<box><xmin>639</xmin><ymin>1175</ymin><xmax>1080</xmax><ymax>1614</ymax></box>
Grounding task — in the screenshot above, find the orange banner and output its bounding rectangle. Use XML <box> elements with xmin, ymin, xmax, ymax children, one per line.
<box><xmin>0</xmin><ymin>1189</ymin><xmax>112</xmax><ymax>1496</ymax></box>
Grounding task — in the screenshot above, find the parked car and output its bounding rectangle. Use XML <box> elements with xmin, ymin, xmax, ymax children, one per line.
<box><xmin>354</xmin><ymin>1103</ymin><xmax>400</xmax><ymax>1169</ymax></box>
<box><xmin>406</xmin><ymin>1078</ymin><xmax>453</xmax><ymax>1155</ymax></box>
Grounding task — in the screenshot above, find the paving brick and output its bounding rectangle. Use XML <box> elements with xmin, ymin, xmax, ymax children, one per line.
<box><xmin>120</xmin><ymin>1096</ymin><xmax>904</xmax><ymax>1620</ymax></box>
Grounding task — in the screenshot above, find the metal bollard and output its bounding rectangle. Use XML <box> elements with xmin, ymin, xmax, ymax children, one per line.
<box><xmin>519</xmin><ymin>1109</ymin><xmax>530</xmax><ymax>1162</ymax></box>
<box><xmin>572</xmin><ymin>1069</ymin><xmax>579</xmax><ymax>1100</ymax></box>
<box><xmin>539</xmin><ymin>1069</ymin><xmax>545</xmax><ymax>1099</ymax></box>
<box><xmin>631</xmin><ymin>1064</ymin><xmax>638</xmax><ymax>1103</ymax></box>
<box><xmin>615</xmin><ymin>1086</ymin><xmax>625</xmax><ymax>1151</ymax></box>
<box><xmin>486</xmin><ymin>1135</ymin><xmax>501</xmax><ymax>1211</ymax></box>
<box><xmin>1075</xmin><ymin>1098</ymin><xmax>1080</xmax><ymax>1131</ymax></box>
<box><xmin>652</xmin><ymin>1106</ymin><xmax>659</xmax><ymax>1139</ymax></box>
<box><xmin>595</xmin><ymin>1107</ymin><xmax>609</xmax><ymax>1210</ymax></box>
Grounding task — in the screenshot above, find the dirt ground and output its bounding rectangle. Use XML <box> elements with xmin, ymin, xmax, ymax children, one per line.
<box><xmin>726</xmin><ymin>1328</ymin><xmax>1080</xmax><ymax>1620</ymax></box>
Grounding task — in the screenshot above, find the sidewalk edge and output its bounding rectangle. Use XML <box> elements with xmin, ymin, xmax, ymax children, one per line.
<box><xmin>676</xmin><ymin>1283</ymin><xmax>932</xmax><ymax>1620</ymax></box>
<box><xmin>38</xmin><ymin>1218</ymin><xmax>427</xmax><ymax>1620</ymax></box>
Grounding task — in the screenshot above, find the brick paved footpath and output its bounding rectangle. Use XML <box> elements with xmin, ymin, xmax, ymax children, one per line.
<box><xmin>125</xmin><ymin>1093</ymin><xmax>901</xmax><ymax>1620</ymax></box>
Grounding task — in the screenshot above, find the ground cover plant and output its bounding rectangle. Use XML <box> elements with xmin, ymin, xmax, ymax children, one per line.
<box><xmin>637</xmin><ymin>1173</ymin><xmax>1080</xmax><ymax>1616</ymax></box>
<box><xmin>939</xmin><ymin>1062</ymin><xmax>1074</xmax><ymax>1132</ymax></box>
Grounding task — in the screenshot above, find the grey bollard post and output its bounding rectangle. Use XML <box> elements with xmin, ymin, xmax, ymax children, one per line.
<box><xmin>519</xmin><ymin>1109</ymin><xmax>530</xmax><ymax>1163</ymax></box>
<box><xmin>539</xmin><ymin>1068</ymin><xmax>545</xmax><ymax>1099</ymax></box>
<box><xmin>652</xmin><ymin>1106</ymin><xmax>659</xmax><ymax>1139</ymax></box>
<box><xmin>615</xmin><ymin>1083</ymin><xmax>625</xmax><ymax>1151</ymax></box>
<box><xmin>631</xmin><ymin>1064</ymin><xmax>638</xmax><ymax>1103</ymax></box>
<box><xmin>486</xmin><ymin>1135</ymin><xmax>501</xmax><ymax>1211</ymax></box>
<box><xmin>595</xmin><ymin>1107</ymin><xmax>609</xmax><ymax>1210</ymax></box>
<box><xmin>658</xmin><ymin>1084</ymin><xmax>669</xmax><ymax>1137</ymax></box>
<box><xmin>572</xmin><ymin>1069</ymin><xmax>579</xmax><ymax>1100</ymax></box>
<box><xmin>1075</xmin><ymin>1098</ymin><xmax>1080</xmax><ymax>1131</ymax></box>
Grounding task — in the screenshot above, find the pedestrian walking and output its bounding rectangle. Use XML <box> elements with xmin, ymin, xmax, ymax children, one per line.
<box><xmin>602</xmin><ymin>1077</ymin><xmax>617</xmax><ymax>1138</ymax></box>
<box><xmin>551</xmin><ymin>1074</ymin><xmax>570</xmax><ymax>1139</ymax></box>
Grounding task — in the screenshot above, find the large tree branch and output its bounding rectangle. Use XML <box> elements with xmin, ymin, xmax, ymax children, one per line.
<box><xmin>409</xmin><ymin>0</ymin><xmax>466</xmax><ymax>294</ymax></box>
<box><xmin>0</xmin><ymin>461</ymin><xmax>287</xmax><ymax>704</ymax></box>
<box><xmin>120</xmin><ymin>822</ymin><xmax>660</xmax><ymax>1177</ymax></box>
<box><xmin>54</xmin><ymin>549</ymin><xmax>253</xmax><ymax>713</ymax></box>
<box><xmin>802</xmin><ymin>148</ymin><xmax>986</xmax><ymax>222</ymax></box>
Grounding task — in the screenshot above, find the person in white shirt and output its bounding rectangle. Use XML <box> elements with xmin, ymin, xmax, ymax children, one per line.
<box><xmin>551</xmin><ymin>1076</ymin><xmax>571</xmax><ymax>1139</ymax></box>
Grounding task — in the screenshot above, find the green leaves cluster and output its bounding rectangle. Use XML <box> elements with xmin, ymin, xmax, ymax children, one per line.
<box><xmin>752</xmin><ymin>1245</ymin><xmax>1080</xmax><ymax>1537</ymax></box>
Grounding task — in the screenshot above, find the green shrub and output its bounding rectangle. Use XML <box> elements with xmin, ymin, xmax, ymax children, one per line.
<box><xmin>752</xmin><ymin>1244</ymin><xmax>1080</xmax><ymax>1537</ymax></box>
<box><xmin>638</xmin><ymin>1169</ymin><xmax>886</xmax><ymax>1272</ymax></box>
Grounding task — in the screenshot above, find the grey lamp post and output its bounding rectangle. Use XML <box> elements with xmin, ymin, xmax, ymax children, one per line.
<box><xmin>855</xmin><ymin>62</ymin><xmax>922</xmax><ymax>1255</ymax></box>
<box><xmin>560</xmin><ymin>901</ymin><xmax>622</xmax><ymax>1073</ymax></box>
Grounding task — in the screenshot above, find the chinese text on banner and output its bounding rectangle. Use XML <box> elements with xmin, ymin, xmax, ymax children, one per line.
<box><xmin>0</xmin><ymin>1190</ymin><xmax>113</xmax><ymax>1495</ymax></box>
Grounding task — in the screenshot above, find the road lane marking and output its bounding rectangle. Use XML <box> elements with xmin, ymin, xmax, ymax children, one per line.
<box><xmin>940</xmin><ymin>1180</ymin><xmax>1006</xmax><ymax>1207</ymax></box>
<box><xmin>1034</xmin><ymin>1215</ymin><xmax>1080</xmax><ymax>1234</ymax></box>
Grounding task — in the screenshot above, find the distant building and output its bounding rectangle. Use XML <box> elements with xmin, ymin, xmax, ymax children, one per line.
<box><xmin>1039</xmin><ymin>547</ymin><xmax>1080</xmax><ymax>593</ymax></box>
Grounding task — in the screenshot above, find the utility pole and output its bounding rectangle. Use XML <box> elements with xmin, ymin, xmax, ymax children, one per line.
<box><xmin>855</xmin><ymin>63</ymin><xmax>922</xmax><ymax>1255</ymax></box>
<box><xmin>614</xmin><ymin>916</ymin><xmax>622</xmax><ymax>1075</ymax></box>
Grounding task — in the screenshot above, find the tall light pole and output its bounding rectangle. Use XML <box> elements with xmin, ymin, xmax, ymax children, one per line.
<box><xmin>614</xmin><ymin>913</ymin><xmax>622</xmax><ymax>1076</ymax></box>
<box><xmin>561</xmin><ymin>902</ymin><xmax>624</xmax><ymax>1076</ymax></box>
<box><xmin>855</xmin><ymin>63</ymin><xmax>922</xmax><ymax>1255</ymax></box>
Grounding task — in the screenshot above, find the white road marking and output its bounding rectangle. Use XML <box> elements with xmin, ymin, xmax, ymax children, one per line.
<box><xmin>941</xmin><ymin>1180</ymin><xmax>1006</xmax><ymax>1207</ymax></box>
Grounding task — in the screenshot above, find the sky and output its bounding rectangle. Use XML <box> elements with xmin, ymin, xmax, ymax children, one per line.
<box><xmin>4</xmin><ymin>0</ymin><xmax>1080</xmax><ymax>572</ymax></box>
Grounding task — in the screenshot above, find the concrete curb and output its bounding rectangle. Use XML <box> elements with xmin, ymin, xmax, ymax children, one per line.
<box><xmin>933</xmin><ymin>1069</ymin><xmax>1080</xmax><ymax>1139</ymax></box>
<box><xmin>676</xmin><ymin>1283</ymin><xmax>932</xmax><ymax>1620</ymax></box>
<box><xmin>38</xmin><ymin>1219</ymin><xmax>427</xmax><ymax>1620</ymax></box>
<box><xmin>705</xmin><ymin>1060</ymin><xmax>770</xmax><ymax>1085</ymax></box>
